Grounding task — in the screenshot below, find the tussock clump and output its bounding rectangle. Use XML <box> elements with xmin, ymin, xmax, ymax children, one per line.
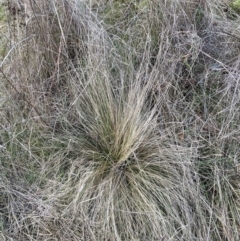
<box><xmin>0</xmin><ymin>0</ymin><xmax>240</xmax><ymax>240</ymax></box>
<box><xmin>51</xmin><ymin>60</ymin><xmax>209</xmax><ymax>240</ymax></box>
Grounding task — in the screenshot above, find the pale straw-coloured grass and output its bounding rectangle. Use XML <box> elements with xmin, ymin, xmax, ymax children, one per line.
<box><xmin>0</xmin><ymin>0</ymin><xmax>240</xmax><ymax>240</ymax></box>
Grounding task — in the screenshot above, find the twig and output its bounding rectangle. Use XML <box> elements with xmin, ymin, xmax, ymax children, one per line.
<box><xmin>0</xmin><ymin>68</ymin><xmax>49</xmax><ymax>127</ymax></box>
<box><xmin>0</xmin><ymin>36</ymin><xmax>32</xmax><ymax>69</ymax></box>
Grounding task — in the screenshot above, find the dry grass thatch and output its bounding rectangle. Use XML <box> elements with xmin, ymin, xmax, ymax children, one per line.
<box><xmin>0</xmin><ymin>0</ymin><xmax>240</xmax><ymax>240</ymax></box>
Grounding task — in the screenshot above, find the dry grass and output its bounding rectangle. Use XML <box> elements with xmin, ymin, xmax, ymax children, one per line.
<box><xmin>0</xmin><ymin>0</ymin><xmax>240</xmax><ymax>240</ymax></box>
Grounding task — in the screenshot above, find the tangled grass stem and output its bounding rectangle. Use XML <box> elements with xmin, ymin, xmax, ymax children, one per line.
<box><xmin>0</xmin><ymin>0</ymin><xmax>240</xmax><ymax>240</ymax></box>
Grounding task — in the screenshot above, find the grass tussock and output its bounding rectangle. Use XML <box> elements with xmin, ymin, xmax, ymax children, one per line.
<box><xmin>0</xmin><ymin>0</ymin><xmax>240</xmax><ymax>240</ymax></box>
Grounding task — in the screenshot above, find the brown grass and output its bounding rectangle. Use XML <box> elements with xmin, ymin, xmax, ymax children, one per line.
<box><xmin>0</xmin><ymin>0</ymin><xmax>240</xmax><ymax>240</ymax></box>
